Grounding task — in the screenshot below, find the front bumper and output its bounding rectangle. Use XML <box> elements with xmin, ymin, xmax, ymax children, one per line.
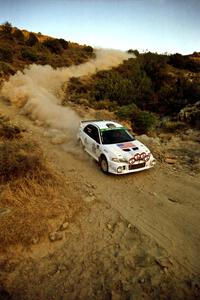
<box><xmin>108</xmin><ymin>157</ymin><xmax>156</xmax><ymax>175</ymax></box>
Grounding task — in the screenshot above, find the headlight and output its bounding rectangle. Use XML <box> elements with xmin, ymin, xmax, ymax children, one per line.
<box><xmin>111</xmin><ymin>157</ymin><xmax>120</xmax><ymax>162</ymax></box>
<box><xmin>119</xmin><ymin>158</ymin><xmax>127</xmax><ymax>163</ymax></box>
<box><xmin>111</xmin><ymin>157</ymin><xmax>127</xmax><ymax>163</ymax></box>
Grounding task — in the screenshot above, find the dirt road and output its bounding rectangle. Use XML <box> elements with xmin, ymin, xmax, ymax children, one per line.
<box><xmin>0</xmin><ymin>99</ymin><xmax>200</xmax><ymax>299</ymax></box>
<box><xmin>45</xmin><ymin>129</ymin><xmax>200</xmax><ymax>276</ymax></box>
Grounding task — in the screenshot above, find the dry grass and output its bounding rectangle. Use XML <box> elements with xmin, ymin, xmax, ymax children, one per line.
<box><xmin>0</xmin><ymin>118</ymin><xmax>83</xmax><ymax>252</ymax></box>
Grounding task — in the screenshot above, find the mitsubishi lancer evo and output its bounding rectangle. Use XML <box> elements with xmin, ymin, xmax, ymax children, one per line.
<box><xmin>77</xmin><ymin>120</ymin><xmax>156</xmax><ymax>174</ymax></box>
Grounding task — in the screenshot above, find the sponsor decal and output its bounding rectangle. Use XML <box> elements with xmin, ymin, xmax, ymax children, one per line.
<box><xmin>92</xmin><ymin>143</ymin><xmax>96</xmax><ymax>153</ymax></box>
<box><xmin>117</xmin><ymin>142</ymin><xmax>134</xmax><ymax>149</ymax></box>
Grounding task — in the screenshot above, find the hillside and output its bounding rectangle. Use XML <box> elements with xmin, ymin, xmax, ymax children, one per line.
<box><xmin>0</xmin><ymin>22</ymin><xmax>94</xmax><ymax>78</ymax></box>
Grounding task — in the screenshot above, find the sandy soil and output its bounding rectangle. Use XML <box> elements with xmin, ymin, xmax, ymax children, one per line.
<box><xmin>0</xmin><ymin>99</ymin><xmax>200</xmax><ymax>299</ymax></box>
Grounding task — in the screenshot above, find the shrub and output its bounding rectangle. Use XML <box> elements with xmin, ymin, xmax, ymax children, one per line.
<box><xmin>92</xmin><ymin>71</ymin><xmax>136</xmax><ymax>105</ymax></box>
<box><xmin>169</xmin><ymin>53</ymin><xmax>200</xmax><ymax>72</ymax></box>
<box><xmin>43</xmin><ymin>38</ymin><xmax>63</xmax><ymax>54</ymax></box>
<box><xmin>21</xmin><ymin>47</ymin><xmax>39</xmax><ymax>62</ymax></box>
<box><xmin>0</xmin><ymin>61</ymin><xmax>15</xmax><ymax>75</ymax></box>
<box><xmin>127</xmin><ymin>49</ymin><xmax>139</xmax><ymax>56</ymax></box>
<box><xmin>1</xmin><ymin>21</ymin><xmax>12</xmax><ymax>34</ymax></box>
<box><xmin>0</xmin><ymin>118</ymin><xmax>21</xmax><ymax>139</ymax></box>
<box><xmin>0</xmin><ymin>141</ymin><xmax>42</xmax><ymax>183</ymax></box>
<box><xmin>83</xmin><ymin>46</ymin><xmax>93</xmax><ymax>53</ymax></box>
<box><xmin>116</xmin><ymin>103</ymin><xmax>139</xmax><ymax>120</ymax></box>
<box><xmin>13</xmin><ymin>28</ymin><xmax>24</xmax><ymax>42</ymax></box>
<box><xmin>161</xmin><ymin>120</ymin><xmax>187</xmax><ymax>132</ymax></box>
<box><xmin>59</xmin><ymin>38</ymin><xmax>69</xmax><ymax>49</ymax></box>
<box><xmin>0</xmin><ymin>46</ymin><xmax>13</xmax><ymax>62</ymax></box>
<box><xmin>26</xmin><ymin>32</ymin><xmax>38</xmax><ymax>46</ymax></box>
<box><xmin>131</xmin><ymin>111</ymin><xmax>158</xmax><ymax>134</ymax></box>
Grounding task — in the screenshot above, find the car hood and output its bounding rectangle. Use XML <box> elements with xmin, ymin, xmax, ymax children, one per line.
<box><xmin>103</xmin><ymin>140</ymin><xmax>150</xmax><ymax>160</ymax></box>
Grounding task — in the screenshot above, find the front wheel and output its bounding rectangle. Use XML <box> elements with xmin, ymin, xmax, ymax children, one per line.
<box><xmin>100</xmin><ymin>156</ymin><xmax>108</xmax><ymax>173</ymax></box>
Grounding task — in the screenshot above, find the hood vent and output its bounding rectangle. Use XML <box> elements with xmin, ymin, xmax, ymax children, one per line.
<box><xmin>106</xmin><ymin>123</ymin><xmax>116</xmax><ymax>128</ymax></box>
<box><xmin>132</xmin><ymin>147</ymin><xmax>139</xmax><ymax>151</ymax></box>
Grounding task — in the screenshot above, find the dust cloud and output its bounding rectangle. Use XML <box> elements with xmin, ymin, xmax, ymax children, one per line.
<box><xmin>0</xmin><ymin>49</ymin><xmax>133</xmax><ymax>142</ymax></box>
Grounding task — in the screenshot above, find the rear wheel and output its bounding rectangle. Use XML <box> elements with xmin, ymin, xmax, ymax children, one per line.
<box><xmin>100</xmin><ymin>155</ymin><xmax>108</xmax><ymax>173</ymax></box>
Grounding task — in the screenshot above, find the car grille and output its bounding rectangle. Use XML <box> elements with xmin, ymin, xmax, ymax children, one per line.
<box><xmin>129</xmin><ymin>162</ymin><xmax>146</xmax><ymax>170</ymax></box>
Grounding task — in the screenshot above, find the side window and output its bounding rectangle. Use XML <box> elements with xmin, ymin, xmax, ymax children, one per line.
<box><xmin>84</xmin><ymin>125</ymin><xmax>93</xmax><ymax>137</ymax></box>
<box><xmin>84</xmin><ymin>125</ymin><xmax>100</xmax><ymax>143</ymax></box>
<box><xmin>91</xmin><ymin>127</ymin><xmax>100</xmax><ymax>144</ymax></box>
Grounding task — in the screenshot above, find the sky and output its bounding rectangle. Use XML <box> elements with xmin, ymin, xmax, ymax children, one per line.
<box><xmin>0</xmin><ymin>0</ymin><xmax>200</xmax><ymax>54</ymax></box>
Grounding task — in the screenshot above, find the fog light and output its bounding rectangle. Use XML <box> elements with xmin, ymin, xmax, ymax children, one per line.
<box><xmin>117</xmin><ymin>166</ymin><xmax>123</xmax><ymax>173</ymax></box>
<box><xmin>150</xmin><ymin>159</ymin><xmax>156</xmax><ymax>166</ymax></box>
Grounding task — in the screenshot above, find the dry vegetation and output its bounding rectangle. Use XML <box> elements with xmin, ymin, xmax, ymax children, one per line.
<box><xmin>0</xmin><ymin>22</ymin><xmax>94</xmax><ymax>79</ymax></box>
<box><xmin>0</xmin><ymin>115</ymin><xmax>83</xmax><ymax>252</ymax></box>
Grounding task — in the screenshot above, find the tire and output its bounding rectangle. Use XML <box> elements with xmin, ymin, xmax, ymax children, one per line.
<box><xmin>100</xmin><ymin>155</ymin><xmax>108</xmax><ymax>173</ymax></box>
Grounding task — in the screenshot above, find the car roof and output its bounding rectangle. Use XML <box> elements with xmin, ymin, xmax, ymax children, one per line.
<box><xmin>91</xmin><ymin>120</ymin><xmax>124</xmax><ymax>130</ymax></box>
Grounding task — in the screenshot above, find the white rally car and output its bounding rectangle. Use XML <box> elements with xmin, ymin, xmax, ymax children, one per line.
<box><xmin>78</xmin><ymin>120</ymin><xmax>156</xmax><ymax>174</ymax></box>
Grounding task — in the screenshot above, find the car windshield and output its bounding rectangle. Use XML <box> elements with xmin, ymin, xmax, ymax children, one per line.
<box><xmin>101</xmin><ymin>128</ymin><xmax>135</xmax><ymax>145</ymax></box>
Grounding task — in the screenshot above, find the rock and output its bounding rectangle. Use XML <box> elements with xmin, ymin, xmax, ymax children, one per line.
<box><xmin>179</xmin><ymin>101</ymin><xmax>200</xmax><ymax>129</ymax></box>
<box><xmin>168</xmin><ymin>197</ymin><xmax>179</xmax><ymax>203</ymax></box>
<box><xmin>107</xmin><ymin>223</ymin><xmax>113</xmax><ymax>231</ymax></box>
<box><xmin>165</xmin><ymin>158</ymin><xmax>177</xmax><ymax>164</ymax></box>
<box><xmin>155</xmin><ymin>257</ymin><xmax>173</xmax><ymax>269</ymax></box>
<box><xmin>128</xmin><ymin>223</ymin><xmax>132</xmax><ymax>229</ymax></box>
<box><xmin>49</xmin><ymin>231</ymin><xmax>63</xmax><ymax>242</ymax></box>
<box><xmin>32</xmin><ymin>236</ymin><xmax>39</xmax><ymax>244</ymax></box>
<box><xmin>150</xmin><ymin>192</ymin><xmax>157</xmax><ymax>197</ymax></box>
<box><xmin>138</xmin><ymin>278</ymin><xmax>145</xmax><ymax>284</ymax></box>
<box><xmin>83</xmin><ymin>195</ymin><xmax>96</xmax><ymax>202</ymax></box>
<box><xmin>60</xmin><ymin>222</ymin><xmax>69</xmax><ymax>231</ymax></box>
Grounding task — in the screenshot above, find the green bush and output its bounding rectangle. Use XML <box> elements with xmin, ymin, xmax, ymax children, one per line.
<box><xmin>116</xmin><ymin>103</ymin><xmax>139</xmax><ymax>120</ymax></box>
<box><xmin>132</xmin><ymin>111</ymin><xmax>158</xmax><ymax>134</ymax></box>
